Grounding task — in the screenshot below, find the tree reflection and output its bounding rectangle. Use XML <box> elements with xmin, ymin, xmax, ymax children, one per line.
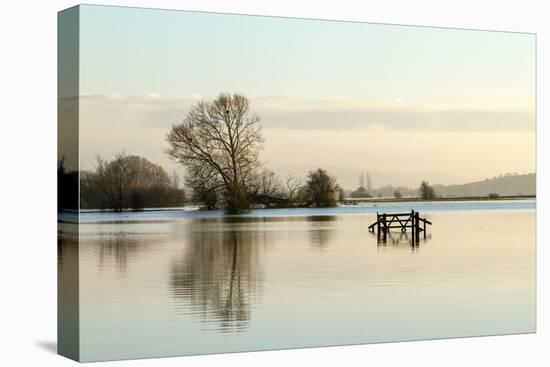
<box><xmin>170</xmin><ymin>222</ymin><xmax>263</xmax><ymax>332</ymax></box>
<box><xmin>81</xmin><ymin>223</ymin><xmax>156</xmax><ymax>274</ymax></box>
<box><xmin>306</xmin><ymin>215</ymin><xmax>336</xmax><ymax>249</ymax></box>
<box><xmin>96</xmin><ymin>234</ymin><xmax>144</xmax><ymax>273</ymax></box>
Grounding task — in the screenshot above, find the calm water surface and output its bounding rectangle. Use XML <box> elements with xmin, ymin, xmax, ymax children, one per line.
<box><xmin>59</xmin><ymin>200</ymin><xmax>536</xmax><ymax>361</ymax></box>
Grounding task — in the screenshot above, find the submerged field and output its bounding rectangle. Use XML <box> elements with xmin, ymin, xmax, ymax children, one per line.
<box><xmin>59</xmin><ymin>200</ymin><xmax>536</xmax><ymax>362</ymax></box>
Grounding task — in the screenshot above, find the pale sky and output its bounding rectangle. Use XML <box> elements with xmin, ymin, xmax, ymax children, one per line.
<box><xmin>78</xmin><ymin>5</ymin><xmax>535</xmax><ymax>189</ymax></box>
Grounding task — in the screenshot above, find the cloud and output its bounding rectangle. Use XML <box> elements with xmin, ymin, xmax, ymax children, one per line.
<box><xmin>79</xmin><ymin>93</ymin><xmax>535</xmax><ymax>133</ymax></box>
<box><xmin>77</xmin><ymin>93</ymin><xmax>535</xmax><ymax>186</ymax></box>
<box><xmin>249</xmin><ymin>95</ymin><xmax>534</xmax><ymax>131</ymax></box>
<box><xmin>79</xmin><ymin>93</ymin><xmax>199</xmax><ymax>129</ymax></box>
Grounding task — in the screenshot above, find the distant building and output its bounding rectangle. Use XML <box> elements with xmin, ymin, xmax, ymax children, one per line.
<box><xmin>366</xmin><ymin>172</ymin><xmax>373</xmax><ymax>192</ymax></box>
<box><xmin>359</xmin><ymin>172</ymin><xmax>365</xmax><ymax>189</ymax></box>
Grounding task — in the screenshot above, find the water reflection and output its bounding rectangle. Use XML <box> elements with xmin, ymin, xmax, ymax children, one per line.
<box><xmin>170</xmin><ymin>226</ymin><xmax>263</xmax><ymax>332</ymax></box>
<box><xmin>170</xmin><ymin>215</ymin><xmax>341</xmax><ymax>331</ymax></box>
<box><xmin>73</xmin><ymin>209</ymin><xmax>535</xmax><ymax>361</ymax></box>
<box><xmin>96</xmin><ymin>234</ymin><xmax>145</xmax><ymax>273</ymax></box>
<box><xmin>306</xmin><ymin>215</ymin><xmax>337</xmax><ymax>249</ymax></box>
<box><xmin>374</xmin><ymin>230</ymin><xmax>432</xmax><ymax>251</ymax></box>
<box><xmin>58</xmin><ymin>232</ymin><xmax>80</xmax><ymax>359</ymax></box>
<box><xmin>79</xmin><ymin>221</ymin><xmax>170</xmax><ymax>274</ymax></box>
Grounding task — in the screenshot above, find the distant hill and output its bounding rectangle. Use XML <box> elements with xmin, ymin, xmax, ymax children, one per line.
<box><xmin>345</xmin><ymin>173</ymin><xmax>536</xmax><ymax>198</ymax></box>
<box><xmin>433</xmin><ymin>173</ymin><xmax>535</xmax><ymax>197</ymax></box>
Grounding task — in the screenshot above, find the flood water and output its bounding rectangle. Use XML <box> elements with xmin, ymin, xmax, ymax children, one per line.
<box><xmin>58</xmin><ymin>200</ymin><xmax>536</xmax><ymax>362</ymax></box>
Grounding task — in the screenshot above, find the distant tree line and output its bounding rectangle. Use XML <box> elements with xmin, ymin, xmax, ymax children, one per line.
<box><xmin>187</xmin><ymin>166</ymin><xmax>341</xmax><ymax>211</ymax></box>
<box><xmin>342</xmin><ymin>180</ymin><xmax>439</xmax><ymax>200</ymax></box>
<box><xmin>80</xmin><ymin>152</ymin><xmax>185</xmax><ymax>211</ymax></box>
<box><xmin>348</xmin><ymin>184</ymin><xmax>414</xmax><ymax>199</ymax></box>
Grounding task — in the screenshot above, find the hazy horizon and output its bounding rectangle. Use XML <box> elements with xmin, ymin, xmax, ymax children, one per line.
<box><xmin>77</xmin><ymin>5</ymin><xmax>536</xmax><ymax>190</ymax></box>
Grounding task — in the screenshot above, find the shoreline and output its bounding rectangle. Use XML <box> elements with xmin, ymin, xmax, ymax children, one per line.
<box><xmin>66</xmin><ymin>196</ymin><xmax>536</xmax><ymax>215</ymax></box>
<box><xmin>341</xmin><ymin>195</ymin><xmax>535</xmax><ymax>205</ymax></box>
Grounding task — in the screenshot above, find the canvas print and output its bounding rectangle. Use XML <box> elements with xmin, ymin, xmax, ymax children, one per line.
<box><xmin>58</xmin><ymin>5</ymin><xmax>536</xmax><ymax>362</ymax></box>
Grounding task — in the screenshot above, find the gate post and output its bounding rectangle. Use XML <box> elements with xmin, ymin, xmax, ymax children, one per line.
<box><xmin>414</xmin><ymin>211</ymin><xmax>420</xmax><ymax>243</ymax></box>
<box><xmin>410</xmin><ymin>210</ymin><xmax>415</xmax><ymax>240</ymax></box>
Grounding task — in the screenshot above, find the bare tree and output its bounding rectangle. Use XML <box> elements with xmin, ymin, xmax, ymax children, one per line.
<box><xmin>284</xmin><ymin>175</ymin><xmax>305</xmax><ymax>204</ymax></box>
<box><xmin>244</xmin><ymin>168</ymin><xmax>283</xmax><ymax>206</ymax></box>
<box><xmin>167</xmin><ymin>93</ymin><xmax>264</xmax><ymax>214</ymax></box>
<box><xmin>96</xmin><ymin>152</ymin><xmax>135</xmax><ymax>212</ymax></box>
<box><xmin>87</xmin><ymin>152</ymin><xmax>185</xmax><ymax>211</ymax></box>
